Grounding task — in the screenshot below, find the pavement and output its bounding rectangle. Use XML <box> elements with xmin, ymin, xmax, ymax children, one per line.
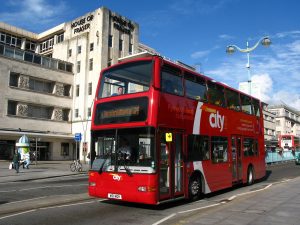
<box><xmin>0</xmin><ymin>160</ymin><xmax>90</xmax><ymax>183</ymax></box>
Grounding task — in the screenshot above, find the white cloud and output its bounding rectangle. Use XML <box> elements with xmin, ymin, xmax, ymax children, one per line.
<box><xmin>274</xmin><ymin>30</ymin><xmax>300</xmax><ymax>39</ymax></box>
<box><xmin>219</xmin><ymin>34</ymin><xmax>235</xmax><ymax>40</ymax></box>
<box><xmin>251</xmin><ymin>73</ymin><xmax>273</xmax><ymax>102</ymax></box>
<box><xmin>191</xmin><ymin>50</ymin><xmax>211</xmax><ymax>59</ymax></box>
<box><xmin>271</xmin><ymin>91</ymin><xmax>300</xmax><ymax>110</ymax></box>
<box><xmin>170</xmin><ymin>0</ymin><xmax>233</xmax><ymax>15</ymax></box>
<box><xmin>0</xmin><ymin>0</ymin><xmax>67</xmax><ymax>32</ymax></box>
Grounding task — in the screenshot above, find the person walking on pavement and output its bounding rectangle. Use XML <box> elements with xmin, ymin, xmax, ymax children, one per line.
<box><xmin>12</xmin><ymin>150</ymin><xmax>21</xmax><ymax>173</ymax></box>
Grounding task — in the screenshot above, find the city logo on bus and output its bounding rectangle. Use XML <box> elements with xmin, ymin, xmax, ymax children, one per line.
<box><xmin>209</xmin><ymin>111</ymin><xmax>225</xmax><ymax>132</ymax></box>
<box><xmin>111</xmin><ymin>173</ymin><xmax>121</xmax><ymax>181</ymax></box>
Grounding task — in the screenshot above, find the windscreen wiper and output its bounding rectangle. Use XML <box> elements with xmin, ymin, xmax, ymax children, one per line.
<box><xmin>119</xmin><ymin>158</ymin><xmax>132</xmax><ymax>176</ymax></box>
<box><xmin>124</xmin><ymin>162</ymin><xmax>132</xmax><ymax>176</ymax></box>
<box><xmin>98</xmin><ymin>156</ymin><xmax>110</xmax><ymax>174</ymax></box>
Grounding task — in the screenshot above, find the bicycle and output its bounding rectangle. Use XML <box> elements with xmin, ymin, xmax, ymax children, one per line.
<box><xmin>70</xmin><ymin>160</ymin><xmax>83</xmax><ymax>172</ymax></box>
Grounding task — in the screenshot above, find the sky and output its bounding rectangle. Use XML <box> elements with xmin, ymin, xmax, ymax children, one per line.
<box><xmin>1</xmin><ymin>0</ymin><xmax>300</xmax><ymax>109</ymax></box>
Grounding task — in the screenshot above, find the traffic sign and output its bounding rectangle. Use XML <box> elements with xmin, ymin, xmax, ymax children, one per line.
<box><xmin>74</xmin><ymin>133</ymin><xmax>82</xmax><ymax>141</ymax></box>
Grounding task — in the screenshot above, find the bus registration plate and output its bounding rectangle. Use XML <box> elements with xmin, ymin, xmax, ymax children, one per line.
<box><xmin>108</xmin><ymin>193</ymin><xmax>122</xmax><ymax>199</ymax></box>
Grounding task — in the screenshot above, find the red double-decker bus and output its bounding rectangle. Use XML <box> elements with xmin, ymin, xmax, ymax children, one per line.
<box><xmin>279</xmin><ymin>134</ymin><xmax>300</xmax><ymax>150</ymax></box>
<box><xmin>88</xmin><ymin>54</ymin><xmax>266</xmax><ymax>205</ymax></box>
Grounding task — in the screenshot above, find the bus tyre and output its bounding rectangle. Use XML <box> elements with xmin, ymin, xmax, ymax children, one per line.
<box><xmin>188</xmin><ymin>175</ymin><xmax>202</xmax><ymax>201</ymax></box>
<box><xmin>247</xmin><ymin>167</ymin><xmax>254</xmax><ymax>185</ymax></box>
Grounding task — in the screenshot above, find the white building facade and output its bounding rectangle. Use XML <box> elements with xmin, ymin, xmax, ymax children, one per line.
<box><xmin>268</xmin><ymin>104</ymin><xmax>300</xmax><ymax>137</ymax></box>
<box><xmin>0</xmin><ymin>7</ymin><xmax>140</xmax><ymax>160</ymax></box>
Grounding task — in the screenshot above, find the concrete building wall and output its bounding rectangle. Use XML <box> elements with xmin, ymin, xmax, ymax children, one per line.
<box><xmin>269</xmin><ymin>104</ymin><xmax>300</xmax><ymax>137</ymax></box>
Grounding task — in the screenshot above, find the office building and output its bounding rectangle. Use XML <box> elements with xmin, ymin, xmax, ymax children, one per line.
<box><xmin>0</xmin><ymin>7</ymin><xmax>139</xmax><ymax>160</ymax></box>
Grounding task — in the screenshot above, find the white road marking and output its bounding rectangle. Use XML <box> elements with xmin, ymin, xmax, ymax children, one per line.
<box><xmin>152</xmin><ymin>181</ymin><xmax>282</xmax><ymax>225</ymax></box>
<box><xmin>151</xmin><ymin>213</ymin><xmax>176</xmax><ymax>225</ymax></box>
<box><xmin>0</xmin><ymin>210</ymin><xmax>36</xmax><ymax>220</ymax></box>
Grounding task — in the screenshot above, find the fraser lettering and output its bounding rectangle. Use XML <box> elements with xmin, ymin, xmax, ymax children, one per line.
<box><xmin>209</xmin><ymin>111</ymin><xmax>224</xmax><ymax>131</ymax></box>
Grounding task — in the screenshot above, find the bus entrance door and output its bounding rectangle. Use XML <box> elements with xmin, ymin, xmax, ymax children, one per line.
<box><xmin>231</xmin><ymin>136</ymin><xmax>242</xmax><ymax>183</ymax></box>
<box><xmin>159</xmin><ymin>131</ymin><xmax>184</xmax><ymax>201</ymax></box>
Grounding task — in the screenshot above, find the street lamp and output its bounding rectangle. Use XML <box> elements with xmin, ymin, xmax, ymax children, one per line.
<box><xmin>226</xmin><ymin>36</ymin><xmax>271</xmax><ymax>95</ymax></box>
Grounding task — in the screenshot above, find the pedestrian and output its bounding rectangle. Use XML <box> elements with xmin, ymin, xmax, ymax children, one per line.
<box><xmin>24</xmin><ymin>154</ymin><xmax>30</xmax><ymax>169</ymax></box>
<box><xmin>12</xmin><ymin>150</ymin><xmax>21</xmax><ymax>173</ymax></box>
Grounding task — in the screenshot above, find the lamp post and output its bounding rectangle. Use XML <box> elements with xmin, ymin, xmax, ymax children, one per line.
<box><xmin>226</xmin><ymin>36</ymin><xmax>271</xmax><ymax>95</ymax></box>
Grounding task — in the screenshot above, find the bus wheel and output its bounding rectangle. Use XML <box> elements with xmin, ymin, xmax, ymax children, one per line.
<box><xmin>188</xmin><ymin>175</ymin><xmax>202</xmax><ymax>201</ymax></box>
<box><xmin>247</xmin><ymin>167</ymin><xmax>254</xmax><ymax>185</ymax></box>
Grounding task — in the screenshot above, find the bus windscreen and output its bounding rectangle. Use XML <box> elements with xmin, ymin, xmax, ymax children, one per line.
<box><xmin>98</xmin><ymin>60</ymin><xmax>153</xmax><ymax>98</ymax></box>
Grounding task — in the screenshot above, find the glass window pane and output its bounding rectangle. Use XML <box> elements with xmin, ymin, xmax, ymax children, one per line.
<box><xmin>252</xmin><ymin>99</ymin><xmax>260</xmax><ymax>117</ymax></box>
<box><xmin>14</xmin><ymin>49</ymin><xmax>23</xmax><ymax>60</ymax></box>
<box><xmin>211</xmin><ymin>136</ymin><xmax>228</xmax><ymax>163</ymax></box>
<box><xmin>226</xmin><ymin>89</ymin><xmax>241</xmax><ymax>111</ymax></box>
<box><xmin>99</xmin><ymin>60</ymin><xmax>152</xmax><ymax>98</ymax></box>
<box><xmin>24</xmin><ymin>52</ymin><xmax>34</xmax><ymax>62</ymax></box>
<box><xmin>207</xmin><ymin>81</ymin><xmax>225</xmax><ymax>107</ymax></box>
<box><xmin>161</xmin><ymin>66</ymin><xmax>183</xmax><ymax>96</ymax></box>
<box><xmin>185</xmin><ymin>78</ymin><xmax>207</xmax><ymax>101</ymax></box>
<box><xmin>188</xmin><ymin>135</ymin><xmax>210</xmax><ymax>160</ymax></box>
<box><xmin>241</xmin><ymin>94</ymin><xmax>252</xmax><ymax>114</ymax></box>
<box><xmin>33</xmin><ymin>55</ymin><xmax>41</xmax><ymax>64</ymax></box>
<box><xmin>0</xmin><ymin>44</ymin><xmax>4</xmax><ymax>55</ymax></box>
<box><xmin>4</xmin><ymin>47</ymin><xmax>14</xmax><ymax>58</ymax></box>
<box><xmin>58</xmin><ymin>62</ymin><xmax>66</xmax><ymax>70</ymax></box>
<box><xmin>42</xmin><ymin>57</ymin><xmax>50</xmax><ymax>67</ymax></box>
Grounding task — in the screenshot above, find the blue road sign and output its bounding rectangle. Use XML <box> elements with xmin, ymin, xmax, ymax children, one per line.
<box><xmin>74</xmin><ymin>133</ymin><xmax>82</xmax><ymax>141</ymax></box>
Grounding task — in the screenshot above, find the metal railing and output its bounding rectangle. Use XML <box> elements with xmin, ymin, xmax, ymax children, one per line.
<box><xmin>265</xmin><ymin>150</ymin><xmax>300</xmax><ymax>164</ymax></box>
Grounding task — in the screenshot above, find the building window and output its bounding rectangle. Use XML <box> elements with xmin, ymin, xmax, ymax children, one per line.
<box><xmin>29</xmin><ymin>78</ymin><xmax>54</xmax><ymax>93</ymax></box>
<box><xmin>28</xmin><ymin>105</ymin><xmax>52</xmax><ymax>119</ymax></box>
<box><xmin>107</xmin><ymin>60</ymin><xmax>112</xmax><ymax>67</ymax></box>
<box><xmin>87</xmin><ymin>107</ymin><xmax>91</xmax><ymax>117</ymax></box>
<box><xmin>0</xmin><ymin>33</ymin><xmax>5</xmax><ymax>43</ymax></box>
<box><xmin>7</xmin><ymin>100</ymin><xmax>17</xmax><ymax>115</ymax></box>
<box><xmin>40</xmin><ymin>38</ymin><xmax>54</xmax><ymax>53</ymax></box>
<box><xmin>57</xmin><ymin>33</ymin><xmax>64</xmax><ymax>43</ymax></box>
<box><xmin>75</xmin><ymin>109</ymin><xmax>79</xmax><ymax>118</ymax></box>
<box><xmin>89</xmin><ymin>58</ymin><xmax>93</xmax><ymax>71</ymax></box>
<box><xmin>62</xmin><ymin>109</ymin><xmax>70</xmax><ymax>121</ymax></box>
<box><xmin>25</xmin><ymin>40</ymin><xmax>36</xmax><ymax>52</ymax></box>
<box><xmin>77</xmin><ymin>61</ymin><xmax>81</xmax><ymax>73</ymax></box>
<box><xmin>68</xmin><ymin>49</ymin><xmax>72</xmax><ymax>57</ymax></box>
<box><xmin>108</xmin><ymin>35</ymin><xmax>113</xmax><ymax>47</ymax></box>
<box><xmin>90</xmin><ymin>43</ymin><xmax>94</xmax><ymax>51</ymax></box>
<box><xmin>77</xmin><ymin>46</ymin><xmax>81</xmax><ymax>54</ymax></box>
<box><xmin>76</xmin><ymin>85</ymin><xmax>79</xmax><ymax>97</ymax></box>
<box><xmin>119</xmin><ymin>39</ymin><xmax>123</xmax><ymax>51</ymax></box>
<box><xmin>64</xmin><ymin>85</ymin><xmax>71</xmax><ymax>97</ymax></box>
<box><xmin>9</xmin><ymin>72</ymin><xmax>19</xmax><ymax>87</ymax></box>
<box><xmin>61</xmin><ymin>143</ymin><xmax>69</xmax><ymax>156</ymax></box>
<box><xmin>88</xmin><ymin>83</ymin><xmax>92</xmax><ymax>95</ymax></box>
